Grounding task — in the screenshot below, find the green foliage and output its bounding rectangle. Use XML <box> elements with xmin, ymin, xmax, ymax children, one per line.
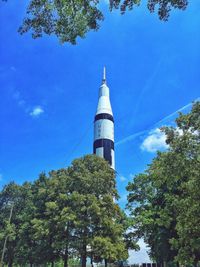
<box><xmin>2</xmin><ymin>0</ymin><xmax>188</xmax><ymax>44</ymax></box>
<box><xmin>91</xmin><ymin>236</ymin><xmax>128</xmax><ymax>262</ymax></box>
<box><xmin>0</xmin><ymin>155</ymin><xmax>130</xmax><ymax>267</ymax></box>
<box><xmin>0</xmin><ymin>181</ymin><xmax>34</xmax><ymax>266</ymax></box>
<box><xmin>127</xmin><ymin>101</ymin><xmax>200</xmax><ymax>265</ymax></box>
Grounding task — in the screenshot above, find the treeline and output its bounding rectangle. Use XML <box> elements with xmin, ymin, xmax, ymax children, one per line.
<box><xmin>0</xmin><ymin>156</ymin><xmax>137</xmax><ymax>267</ymax></box>
<box><xmin>126</xmin><ymin>102</ymin><xmax>200</xmax><ymax>266</ymax></box>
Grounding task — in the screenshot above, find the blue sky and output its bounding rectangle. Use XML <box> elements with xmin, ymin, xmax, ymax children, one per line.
<box><xmin>0</xmin><ymin>0</ymin><xmax>200</xmax><ymax>262</ymax></box>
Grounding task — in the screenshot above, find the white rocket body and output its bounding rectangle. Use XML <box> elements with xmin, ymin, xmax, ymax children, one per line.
<box><xmin>93</xmin><ymin>69</ymin><xmax>115</xmax><ymax>169</ymax></box>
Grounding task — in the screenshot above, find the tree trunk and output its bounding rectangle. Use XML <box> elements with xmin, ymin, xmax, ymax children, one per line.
<box><xmin>105</xmin><ymin>259</ymin><xmax>108</xmax><ymax>267</ymax></box>
<box><xmin>8</xmin><ymin>258</ymin><xmax>13</xmax><ymax>267</ymax></box>
<box><xmin>82</xmin><ymin>253</ymin><xmax>87</xmax><ymax>267</ymax></box>
<box><xmin>81</xmin><ymin>242</ymin><xmax>87</xmax><ymax>267</ymax></box>
<box><xmin>64</xmin><ymin>253</ymin><xmax>68</xmax><ymax>267</ymax></box>
<box><xmin>64</xmin><ymin>244</ymin><xmax>69</xmax><ymax>267</ymax></box>
<box><xmin>64</xmin><ymin>223</ymin><xmax>70</xmax><ymax>267</ymax></box>
<box><xmin>51</xmin><ymin>261</ymin><xmax>54</xmax><ymax>267</ymax></box>
<box><xmin>90</xmin><ymin>254</ymin><xmax>93</xmax><ymax>267</ymax></box>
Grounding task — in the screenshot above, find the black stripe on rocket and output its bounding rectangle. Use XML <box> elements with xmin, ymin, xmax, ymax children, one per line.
<box><xmin>94</xmin><ymin>113</ymin><xmax>114</xmax><ymax>122</ymax></box>
<box><xmin>93</xmin><ymin>138</ymin><xmax>114</xmax><ymax>166</ymax></box>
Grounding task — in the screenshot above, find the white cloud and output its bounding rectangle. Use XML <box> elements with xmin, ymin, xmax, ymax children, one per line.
<box><xmin>141</xmin><ymin>128</ymin><xmax>168</xmax><ymax>153</ymax></box>
<box><xmin>128</xmin><ymin>239</ymin><xmax>151</xmax><ymax>264</ymax></box>
<box><xmin>12</xmin><ymin>90</ymin><xmax>45</xmax><ymax>118</ymax></box>
<box><xmin>12</xmin><ymin>90</ymin><xmax>27</xmax><ymax>108</ymax></box>
<box><xmin>118</xmin><ymin>175</ymin><xmax>127</xmax><ymax>182</ymax></box>
<box><xmin>30</xmin><ymin>106</ymin><xmax>44</xmax><ymax>117</ymax></box>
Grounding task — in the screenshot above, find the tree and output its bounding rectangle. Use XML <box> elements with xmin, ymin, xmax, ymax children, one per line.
<box><xmin>91</xmin><ymin>236</ymin><xmax>128</xmax><ymax>266</ymax></box>
<box><xmin>13</xmin><ymin>182</ymin><xmax>36</xmax><ymax>267</ymax></box>
<box><xmin>2</xmin><ymin>0</ymin><xmax>188</xmax><ymax>44</ymax></box>
<box><xmin>44</xmin><ymin>168</ymin><xmax>79</xmax><ymax>267</ymax></box>
<box><xmin>166</xmin><ymin>102</ymin><xmax>200</xmax><ymax>265</ymax></box>
<box><xmin>27</xmin><ymin>172</ymin><xmax>61</xmax><ymax>266</ymax></box>
<box><xmin>0</xmin><ymin>182</ymin><xmax>17</xmax><ymax>267</ymax></box>
<box><xmin>28</xmin><ymin>155</ymin><xmax>122</xmax><ymax>267</ymax></box>
<box><xmin>127</xmin><ymin>101</ymin><xmax>200</xmax><ymax>266</ymax></box>
<box><xmin>66</xmin><ymin>154</ymin><xmax>128</xmax><ymax>267</ymax></box>
<box><xmin>0</xmin><ymin>181</ymin><xmax>33</xmax><ymax>267</ymax></box>
<box><xmin>127</xmin><ymin>172</ymin><xmax>178</xmax><ymax>265</ymax></box>
<box><xmin>0</xmin><ymin>155</ymin><xmax>130</xmax><ymax>266</ymax></box>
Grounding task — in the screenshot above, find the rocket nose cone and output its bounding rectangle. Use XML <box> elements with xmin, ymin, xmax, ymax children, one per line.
<box><xmin>96</xmin><ymin>96</ymin><xmax>113</xmax><ymax>115</ymax></box>
<box><xmin>99</xmin><ymin>83</ymin><xmax>109</xmax><ymax>97</ymax></box>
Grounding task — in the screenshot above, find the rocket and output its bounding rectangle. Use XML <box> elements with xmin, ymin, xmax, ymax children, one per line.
<box><xmin>93</xmin><ymin>68</ymin><xmax>115</xmax><ymax>169</ymax></box>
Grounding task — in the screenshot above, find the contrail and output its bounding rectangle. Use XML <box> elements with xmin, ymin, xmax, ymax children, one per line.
<box><xmin>116</xmin><ymin>98</ymin><xmax>200</xmax><ymax>147</ymax></box>
<box><xmin>129</xmin><ymin>58</ymin><xmax>163</xmax><ymax>127</ymax></box>
<box><xmin>116</xmin><ymin>129</ymin><xmax>148</xmax><ymax>146</ymax></box>
<box><xmin>154</xmin><ymin>99</ymin><xmax>199</xmax><ymax>127</ymax></box>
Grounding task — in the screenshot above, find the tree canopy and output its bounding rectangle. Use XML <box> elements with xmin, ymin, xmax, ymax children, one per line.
<box><xmin>2</xmin><ymin>0</ymin><xmax>188</xmax><ymax>44</ymax></box>
<box><xmin>126</xmin><ymin>101</ymin><xmax>200</xmax><ymax>266</ymax></box>
<box><xmin>0</xmin><ymin>155</ymin><xmax>134</xmax><ymax>267</ymax></box>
